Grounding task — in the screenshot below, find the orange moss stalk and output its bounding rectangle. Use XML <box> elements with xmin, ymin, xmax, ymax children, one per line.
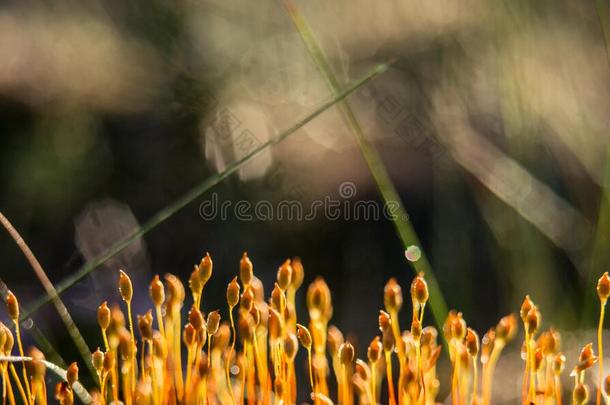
<box><xmin>6</xmin><ymin>291</ymin><xmax>33</xmax><ymax>405</ymax></box>
<box><xmin>598</xmin><ymin>272</ymin><xmax>610</xmax><ymax>405</ymax></box>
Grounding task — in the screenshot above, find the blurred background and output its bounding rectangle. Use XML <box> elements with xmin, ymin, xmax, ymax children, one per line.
<box><xmin>1</xmin><ymin>0</ymin><xmax>610</xmax><ymax>402</ymax></box>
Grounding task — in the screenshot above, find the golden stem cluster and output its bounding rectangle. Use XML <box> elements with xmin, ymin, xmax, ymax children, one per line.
<box><xmin>7</xmin><ymin>254</ymin><xmax>610</xmax><ymax>404</ymax></box>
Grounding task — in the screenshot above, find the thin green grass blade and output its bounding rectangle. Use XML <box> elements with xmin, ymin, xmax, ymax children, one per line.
<box><xmin>21</xmin><ymin>61</ymin><xmax>390</xmax><ymax>319</ymax></box>
<box><xmin>281</xmin><ymin>0</ymin><xmax>449</xmax><ymax>329</ymax></box>
<box><xmin>0</xmin><ymin>212</ymin><xmax>96</xmax><ymax>380</ymax></box>
<box><xmin>581</xmin><ymin>0</ymin><xmax>610</xmax><ymax>323</ymax></box>
<box><xmin>0</xmin><ymin>355</ymin><xmax>92</xmax><ymax>404</ymax></box>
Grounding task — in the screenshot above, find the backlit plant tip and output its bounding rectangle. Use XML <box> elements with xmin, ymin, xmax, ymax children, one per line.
<box><xmin>4</xmin><ymin>256</ymin><xmax>610</xmax><ymax>404</ymax></box>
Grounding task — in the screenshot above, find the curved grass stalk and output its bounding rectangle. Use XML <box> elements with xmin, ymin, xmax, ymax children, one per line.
<box><xmin>281</xmin><ymin>0</ymin><xmax>449</xmax><ymax>332</ymax></box>
<box><xmin>0</xmin><ymin>212</ymin><xmax>94</xmax><ymax>379</ymax></box>
<box><xmin>0</xmin><ymin>355</ymin><xmax>92</xmax><ymax>404</ymax></box>
<box><xmin>21</xmin><ymin>61</ymin><xmax>390</xmax><ymax>322</ymax></box>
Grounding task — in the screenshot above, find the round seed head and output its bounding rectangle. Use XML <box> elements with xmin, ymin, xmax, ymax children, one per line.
<box><xmin>411</xmin><ymin>318</ymin><xmax>422</xmax><ymax>341</ymax></box>
<box><xmin>164</xmin><ymin>273</ymin><xmax>185</xmax><ymax>307</ymax></box>
<box><xmin>183</xmin><ymin>323</ymin><xmax>196</xmax><ymax>346</ymax></box>
<box><xmin>118</xmin><ymin>270</ymin><xmax>133</xmax><ymax>302</ymax></box>
<box><xmin>443</xmin><ymin>310</ymin><xmax>457</xmax><ymax>342</ymax></box>
<box><xmin>283</xmin><ymin>333</ymin><xmax>299</xmax><ymax>361</ymax></box>
<box><xmin>355</xmin><ymin>359</ymin><xmax>370</xmax><ymax>381</ymax></box>
<box><xmin>384</xmin><ymin>278</ymin><xmax>403</xmax><ymax>313</ymax></box>
<box><xmin>238</xmin><ymin>313</ymin><xmax>254</xmax><ymax>342</ymax></box>
<box><xmin>573</xmin><ymin>383</ymin><xmax>588</xmax><ymax>405</ymax></box>
<box><xmin>382</xmin><ymin>329</ymin><xmax>395</xmax><ymax>352</ymax></box>
<box><xmin>598</xmin><ymin>272</ymin><xmax>610</xmax><ymax>302</ymax></box>
<box><xmin>290</xmin><ymin>257</ymin><xmax>305</xmax><ymax>290</ymax></box>
<box><xmin>410</xmin><ymin>273</ymin><xmax>428</xmax><ymax>307</ymax></box>
<box><xmin>538</xmin><ymin>328</ymin><xmax>561</xmax><ymax>356</ymax></box>
<box><xmin>137</xmin><ymin>310</ymin><xmax>154</xmax><ymax>341</ymax></box>
<box><xmin>296</xmin><ymin>323</ymin><xmax>312</xmax><ymax>349</ymax></box>
<box><xmin>421</xmin><ymin>326</ymin><xmax>439</xmax><ymax>348</ymax></box>
<box><xmin>103</xmin><ymin>350</ymin><xmax>115</xmax><ymax>373</ymax></box>
<box><xmin>520</xmin><ymin>295</ymin><xmax>534</xmax><ymax>323</ymax></box>
<box><xmin>0</xmin><ymin>325</ymin><xmax>6</xmax><ymax>351</ymax></box>
<box><xmin>270</xmin><ymin>283</ymin><xmax>286</xmax><ymax>313</ymax></box>
<box><xmin>2</xmin><ymin>325</ymin><xmax>13</xmax><ymax>355</ymax></box>
<box><xmin>66</xmin><ymin>362</ymin><xmax>79</xmax><ymax>386</ymax></box>
<box><xmin>576</xmin><ymin>343</ymin><xmax>597</xmax><ymax>371</ymax></box>
<box><xmin>97</xmin><ymin>301</ymin><xmax>111</xmax><ymax>330</ymax></box>
<box><xmin>198</xmin><ymin>253</ymin><xmax>213</xmax><ymax>284</ymax></box>
<box><xmin>449</xmin><ymin>312</ymin><xmax>467</xmax><ymax>341</ymax></box>
<box><xmin>110</xmin><ymin>304</ymin><xmax>125</xmax><ymax>331</ymax></box>
<box><xmin>239</xmin><ymin>252</ymin><xmax>253</xmax><ymax>286</ymax></box>
<box><xmin>189</xmin><ymin>267</ymin><xmax>203</xmax><ymax>297</ymax></box>
<box><xmin>196</xmin><ymin>327</ymin><xmax>207</xmax><ymax>347</ymax></box>
<box><xmin>188</xmin><ymin>306</ymin><xmax>205</xmax><ymax>332</ymax></box>
<box><xmin>240</xmin><ymin>287</ymin><xmax>255</xmax><ymax>312</ymax></box>
<box><xmin>339</xmin><ymin>342</ymin><xmax>355</xmax><ymax>365</ymax></box>
<box><xmin>118</xmin><ymin>329</ymin><xmax>134</xmax><ymax>358</ymax></box>
<box><xmin>6</xmin><ymin>291</ymin><xmax>18</xmax><ymax>321</ymax></box>
<box><xmin>226</xmin><ymin>277</ymin><xmax>240</xmax><ymax>308</ymax></box>
<box><xmin>553</xmin><ymin>353</ymin><xmax>566</xmax><ymax>375</ymax></box>
<box><xmin>152</xmin><ymin>331</ymin><xmax>166</xmax><ymax>358</ymax></box>
<box><xmin>525</xmin><ymin>307</ymin><xmax>540</xmax><ymax>335</ymax></box>
<box><xmin>250</xmin><ymin>276</ymin><xmax>265</xmax><ymax>302</ymax></box>
<box><xmin>367</xmin><ymin>336</ymin><xmax>383</xmax><ymax>363</ymax></box>
<box><xmin>206</xmin><ymin>310</ymin><xmax>221</xmax><ymax>335</ymax></box>
<box><xmin>249</xmin><ymin>305</ymin><xmax>261</xmax><ymax>327</ymax></box>
<box><xmin>465</xmin><ymin>328</ymin><xmax>479</xmax><ymax>357</ymax></box>
<box><xmin>495</xmin><ymin>313</ymin><xmax>518</xmax><ymax>342</ymax></box>
<box><xmin>268</xmin><ymin>308</ymin><xmax>282</xmax><ymax>340</ymax></box>
<box><xmin>197</xmin><ymin>353</ymin><xmax>209</xmax><ymax>377</ymax></box>
<box><xmin>92</xmin><ymin>348</ymin><xmax>104</xmax><ymax>372</ymax></box>
<box><xmin>213</xmin><ymin>323</ymin><xmax>230</xmax><ymax>351</ymax></box>
<box><xmin>28</xmin><ymin>347</ymin><xmax>46</xmax><ymax>379</ymax></box>
<box><xmin>327</xmin><ymin>325</ymin><xmax>344</xmax><ymax>358</ymax></box>
<box><xmin>277</xmin><ymin>260</ymin><xmax>292</xmax><ymax>291</ymax></box>
<box><xmin>55</xmin><ymin>381</ymin><xmax>70</xmax><ymax>403</ymax></box>
<box><xmin>378</xmin><ymin>310</ymin><xmax>392</xmax><ymax>333</ymax></box>
<box><xmin>149</xmin><ymin>275</ymin><xmax>165</xmax><ymax>307</ymax></box>
<box><xmin>307</xmin><ymin>277</ymin><xmax>332</xmax><ymax>322</ymax></box>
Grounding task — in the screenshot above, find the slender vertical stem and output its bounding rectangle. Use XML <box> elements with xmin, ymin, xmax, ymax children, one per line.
<box><xmin>13</xmin><ymin>324</ymin><xmax>32</xmax><ymax>405</ymax></box>
<box><xmin>385</xmin><ymin>351</ymin><xmax>397</xmax><ymax>405</ymax></box>
<box><xmin>472</xmin><ymin>357</ymin><xmax>478</xmax><ymax>405</ymax></box>
<box><xmin>8</xmin><ymin>364</ymin><xmax>27</xmax><ymax>405</ymax></box>
<box><xmin>371</xmin><ymin>362</ymin><xmax>377</xmax><ymax>405</ymax></box>
<box><xmin>599</xmin><ymin>299</ymin><xmax>607</xmax><ymax>405</ymax></box>
<box><xmin>226</xmin><ymin>306</ymin><xmax>237</xmax><ymax>405</ymax></box>
<box><xmin>126</xmin><ymin>302</ymin><xmax>136</xmax><ymax>393</ymax></box>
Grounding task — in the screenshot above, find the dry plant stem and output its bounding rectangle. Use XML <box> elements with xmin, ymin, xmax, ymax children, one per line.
<box><xmin>370</xmin><ymin>361</ymin><xmax>377</xmax><ymax>405</ymax></box>
<box><xmin>148</xmin><ymin>340</ymin><xmax>159</xmax><ymax>405</ymax></box>
<box><xmin>3</xmin><ymin>364</ymin><xmax>16</xmax><ymax>405</ymax></box>
<box><xmin>472</xmin><ymin>356</ymin><xmax>478</xmax><ymax>404</ymax></box>
<box><xmin>482</xmin><ymin>342</ymin><xmax>503</xmax><ymax>405</ymax></box>
<box><xmin>599</xmin><ymin>298</ymin><xmax>607</xmax><ymax>405</ymax></box>
<box><xmin>8</xmin><ymin>363</ymin><xmax>27</xmax><ymax>405</ymax></box>
<box><xmin>13</xmin><ymin>324</ymin><xmax>32</xmax><ymax>405</ymax></box>
<box><xmin>0</xmin><ymin>211</ymin><xmax>94</xmax><ymax>379</ymax></box>
<box><xmin>385</xmin><ymin>350</ymin><xmax>397</xmax><ymax>405</ymax></box>
<box><xmin>172</xmin><ymin>307</ymin><xmax>184</xmax><ymax>401</ymax></box>
<box><xmin>522</xmin><ymin>332</ymin><xmax>530</xmax><ymax>405</ymax></box>
<box><xmin>528</xmin><ymin>339</ymin><xmax>535</xmax><ymax>403</ymax></box>
<box><xmin>126</xmin><ymin>301</ymin><xmax>137</xmax><ymax>393</ymax></box>
<box><xmin>226</xmin><ymin>305</ymin><xmax>237</xmax><ymax>405</ymax></box>
<box><xmin>306</xmin><ymin>347</ymin><xmax>316</xmax><ymax>399</ymax></box>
